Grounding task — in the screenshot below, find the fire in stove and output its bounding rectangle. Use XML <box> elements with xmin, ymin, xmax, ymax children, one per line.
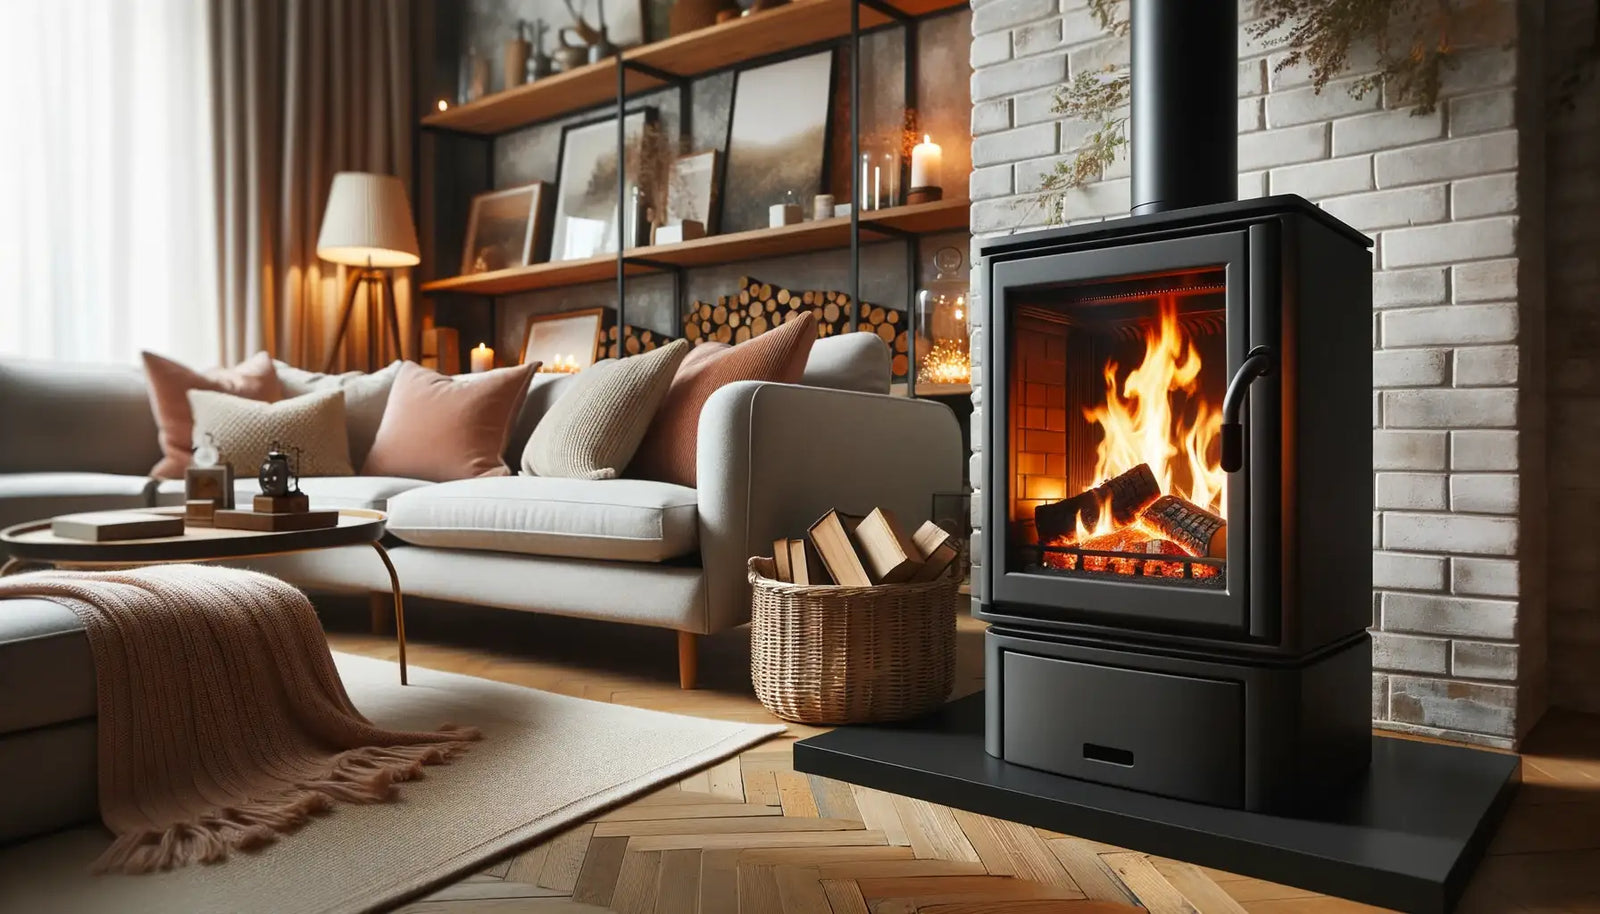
<box><xmin>1029</xmin><ymin>298</ymin><xmax>1226</xmax><ymax>584</ymax></box>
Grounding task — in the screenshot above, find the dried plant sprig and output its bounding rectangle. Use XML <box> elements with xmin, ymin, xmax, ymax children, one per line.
<box><xmin>1017</xmin><ymin>67</ymin><xmax>1129</xmax><ymax>227</ymax></box>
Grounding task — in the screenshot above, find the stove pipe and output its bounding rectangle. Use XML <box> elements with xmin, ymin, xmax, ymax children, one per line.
<box><xmin>1129</xmin><ymin>0</ymin><xmax>1238</xmax><ymax>215</ymax></box>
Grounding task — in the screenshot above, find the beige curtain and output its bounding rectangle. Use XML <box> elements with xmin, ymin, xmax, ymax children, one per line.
<box><xmin>210</xmin><ymin>0</ymin><xmax>415</xmax><ymax>370</ymax></box>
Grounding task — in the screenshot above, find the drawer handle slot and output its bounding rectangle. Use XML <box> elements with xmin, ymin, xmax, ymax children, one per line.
<box><xmin>1083</xmin><ymin>742</ymin><xmax>1134</xmax><ymax>767</ymax></box>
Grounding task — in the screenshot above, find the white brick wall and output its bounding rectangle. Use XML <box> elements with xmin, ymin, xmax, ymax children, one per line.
<box><xmin>968</xmin><ymin>0</ymin><xmax>1545</xmax><ymax>746</ymax></box>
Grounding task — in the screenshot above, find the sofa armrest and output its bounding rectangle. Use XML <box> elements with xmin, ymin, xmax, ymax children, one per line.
<box><xmin>695</xmin><ymin>380</ymin><xmax>964</xmax><ymax>633</ymax></box>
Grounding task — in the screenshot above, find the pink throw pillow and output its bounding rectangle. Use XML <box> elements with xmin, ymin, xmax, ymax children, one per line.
<box><xmin>143</xmin><ymin>351</ymin><xmax>283</xmax><ymax>479</ymax></box>
<box><xmin>630</xmin><ymin>312</ymin><xmax>817</xmax><ymax>487</ymax></box>
<box><xmin>362</xmin><ymin>361</ymin><xmax>538</xmax><ymax>482</ymax></box>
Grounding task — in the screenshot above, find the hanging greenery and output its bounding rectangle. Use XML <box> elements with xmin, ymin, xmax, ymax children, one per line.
<box><xmin>1031</xmin><ymin>0</ymin><xmax>1516</xmax><ymax>224</ymax></box>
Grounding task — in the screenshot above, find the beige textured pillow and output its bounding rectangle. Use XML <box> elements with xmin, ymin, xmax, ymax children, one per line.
<box><xmin>523</xmin><ymin>339</ymin><xmax>690</xmax><ymax>479</ymax></box>
<box><xmin>188</xmin><ymin>388</ymin><xmax>355</xmax><ymax>477</ymax></box>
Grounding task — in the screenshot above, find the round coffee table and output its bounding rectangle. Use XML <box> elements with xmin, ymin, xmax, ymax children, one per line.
<box><xmin>0</xmin><ymin>506</ymin><xmax>410</xmax><ymax>684</ymax></box>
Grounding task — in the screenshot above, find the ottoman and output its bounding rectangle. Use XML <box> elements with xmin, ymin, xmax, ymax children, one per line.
<box><xmin>0</xmin><ymin>598</ymin><xmax>97</xmax><ymax>843</ymax></box>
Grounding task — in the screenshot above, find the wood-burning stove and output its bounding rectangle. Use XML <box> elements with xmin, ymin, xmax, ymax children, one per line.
<box><xmin>978</xmin><ymin>197</ymin><xmax>1374</xmax><ymax>811</ymax></box>
<box><xmin>975</xmin><ymin>0</ymin><xmax>1374</xmax><ymax>812</ymax></box>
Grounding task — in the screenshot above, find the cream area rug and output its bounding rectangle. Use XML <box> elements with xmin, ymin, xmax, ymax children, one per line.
<box><xmin>0</xmin><ymin>653</ymin><xmax>784</xmax><ymax>914</ymax></box>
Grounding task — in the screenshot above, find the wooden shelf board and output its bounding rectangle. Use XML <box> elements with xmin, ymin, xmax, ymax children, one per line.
<box><xmin>422</xmin><ymin>63</ymin><xmax>620</xmax><ymax>135</ymax></box>
<box><xmin>420</xmin><ymin>0</ymin><xmax>970</xmax><ymax>137</ymax></box>
<box><xmin>421</xmin><ymin>255</ymin><xmax>651</xmax><ymax>296</ymax></box>
<box><xmin>421</xmin><ymin>199</ymin><xmax>968</xmax><ymax>298</ymax></box>
<box><xmin>626</xmin><ymin>0</ymin><xmax>873</xmax><ymax>79</ymax></box>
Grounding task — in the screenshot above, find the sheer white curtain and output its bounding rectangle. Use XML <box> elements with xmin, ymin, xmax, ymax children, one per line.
<box><xmin>0</xmin><ymin>0</ymin><xmax>219</xmax><ymax>366</ymax></box>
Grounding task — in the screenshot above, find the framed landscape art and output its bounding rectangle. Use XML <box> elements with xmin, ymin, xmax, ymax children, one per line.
<box><xmin>551</xmin><ymin>109</ymin><xmax>655</xmax><ymax>262</ymax></box>
<box><xmin>721</xmin><ymin>51</ymin><xmax>834</xmax><ymax>234</ymax></box>
<box><xmin>459</xmin><ymin>182</ymin><xmax>550</xmax><ymax>275</ymax></box>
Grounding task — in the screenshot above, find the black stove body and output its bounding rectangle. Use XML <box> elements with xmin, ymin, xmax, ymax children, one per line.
<box><xmin>977</xmin><ymin>196</ymin><xmax>1373</xmax><ymax>812</ymax></box>
<box><xmin>973</xmin><ymin>0</ymin><xmax>1373</xmax><ymax>815</ymax></box>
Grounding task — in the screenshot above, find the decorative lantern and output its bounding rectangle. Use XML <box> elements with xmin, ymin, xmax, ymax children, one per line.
<box><xmin>915</xmin><ymin>246</ymin><xmax>971</xmax><ymax>386</ymax></box>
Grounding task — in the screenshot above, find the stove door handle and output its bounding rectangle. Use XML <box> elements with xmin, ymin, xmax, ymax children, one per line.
<box><xmin>1220</xmin><ymin>346</ymin><xmax>1275</xmax><ymax>473</ymax></box>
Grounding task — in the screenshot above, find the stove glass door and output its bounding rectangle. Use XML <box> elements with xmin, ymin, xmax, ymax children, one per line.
<box><xmin>988</xmin><ymin>229</ymin><xmax>1275</xmax><ymax>638</ymax></box>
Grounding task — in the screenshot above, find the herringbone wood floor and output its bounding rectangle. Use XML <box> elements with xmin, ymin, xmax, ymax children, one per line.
<box><xmin>321</xmin><ymin>601</ymin><xmax>1600</xmax><ymax>914</ymax></box>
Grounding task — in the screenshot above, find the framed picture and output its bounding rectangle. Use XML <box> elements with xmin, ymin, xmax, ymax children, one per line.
<box><xmin>460</xmin><ymin>182</ymin><xmax>551</xmax><ymax>275</ymax></box>
<box><xmin>519</xmin><ymin>307</ymin><xmax>608</xmax><ymax>373</ymax></box>
<box><xmin>721</xmin><ymin>50</ymin><xmax>835</xmax><ymax>235</ymax></box>
<box><xmin>666</xmin><ymin>149</ymin><xmax>721</xmax><ymax>234</ymax></box>
<box><xmin>551</xmin><ymin>108</ymin><xmax>655</xmax><ymax>262</ymax></box>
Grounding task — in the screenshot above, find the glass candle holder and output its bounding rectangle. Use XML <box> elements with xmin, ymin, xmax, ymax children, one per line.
<box><xmin>915</xmin><ymin>246</ymin><xmax>971</xmax><ymax>386</ymax></box>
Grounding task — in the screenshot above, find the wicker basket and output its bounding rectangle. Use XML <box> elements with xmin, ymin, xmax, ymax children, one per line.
<box><xmin>748</xmin><ymin>556</ymin><xmax>959</xmax><ymax>725</ymax></box>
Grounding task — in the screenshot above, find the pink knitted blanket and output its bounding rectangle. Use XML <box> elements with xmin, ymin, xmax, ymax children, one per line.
<box><xmin>0</xmin><ymin>564</ymin><xmax>478</xmax><ymax>874</ymax></box>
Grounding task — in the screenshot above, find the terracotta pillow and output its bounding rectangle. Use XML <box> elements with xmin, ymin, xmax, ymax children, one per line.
<box><xmin>631</xmin><ymin>312</ymin><xmax>818</xmax><ymax>486</ymax></box>
<box><xmin>142</xmin><ymin>351</ymin><xmax>283</xmax><ymax>479</ymax></box>
<box><xmin>362</xmin><ymin>361</ymin><xmax>538</xmax><ymax>482</ymax></box>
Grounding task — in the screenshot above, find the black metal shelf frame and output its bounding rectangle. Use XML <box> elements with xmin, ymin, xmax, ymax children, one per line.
<box><xmin>421</xmin><ymin>2</ymin><xmax>963</xmax><ymax>394</ymax></box>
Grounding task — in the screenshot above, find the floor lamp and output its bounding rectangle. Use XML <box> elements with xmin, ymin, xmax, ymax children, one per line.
<box><xmin>315</xmin><ymin>172</ymin><xmax>422</xmax><ymax>373</ymax></box>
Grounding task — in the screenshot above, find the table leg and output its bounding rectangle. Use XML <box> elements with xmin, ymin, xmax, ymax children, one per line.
<box><xmin>369</xmin><ymin>542</ymin><xmax>408</xmax><ymax>685</ymax></box>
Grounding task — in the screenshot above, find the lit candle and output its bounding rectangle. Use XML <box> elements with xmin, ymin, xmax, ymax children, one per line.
<box><xmin>910</xmin><ymin>134</ymin><xmax>943</xmax><ymax>190</ymax></box>
<box><xmin>470</xmin><ymin>343</ymin><xmax>494</xmax><ymax>373</ymax></box>
<box><xmin>437</xmin><ymin>98</ymin><xmax>449</xmax><ymax>112</ymax></box>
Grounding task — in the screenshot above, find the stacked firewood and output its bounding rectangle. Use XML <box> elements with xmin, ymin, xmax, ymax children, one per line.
<box><xmin>682</xmin><ymin>275</ymin><xmax>910</xmax><ymax>378</ymax></box>
<box><xmin>600</xmin><ymin>324</ymin><xmax>674</xmax><ymax>359</ymax></box>
<box><xmin>1034</xmin><ymin>463</ymin><xmax>1227</xmax><ymax>559</ymax></box>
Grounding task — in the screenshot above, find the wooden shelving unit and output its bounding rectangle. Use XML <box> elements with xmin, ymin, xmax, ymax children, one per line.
<box><xmin>421</xmin><ymin>0</ymin><xmax>965</xmax><ymax>136</ymax></box>
<box><xmin>419</xmin><ymin>0</ymin><xmax>973</xmax><ymax>400</ymax></box>
<box><xmin>421</xmin><ymin>198</ymin><xmax>968</xmax><ymax>297</ymax></box>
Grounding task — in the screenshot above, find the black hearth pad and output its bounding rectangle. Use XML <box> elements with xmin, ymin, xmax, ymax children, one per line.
<box><xmin>793</xmin><ymin>693</ymin><xmax>1518</xmax><ymax>914</ymax></box>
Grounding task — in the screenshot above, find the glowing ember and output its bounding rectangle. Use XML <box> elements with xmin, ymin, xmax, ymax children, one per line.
<box><xmin>918</xmin><ymin>339</ymin><xmax>971</xmax><ymax>385</ymax></box>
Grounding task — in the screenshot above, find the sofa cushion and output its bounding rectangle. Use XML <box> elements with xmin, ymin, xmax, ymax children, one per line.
<box><xmin>0</xmin><ymin>473</ymin><xmax>156</xmax><ymax>533</ymax></box>
<box><xmin>504</xmin><ymin>372</ymin><xmax>581</xmax><ymax>465</ymax></box>
<box><xmin>189</xmin><ymin>388</ymin><xmax>355</xmax><ymax>477</ymax></box>
<box><xmin>0</xmin><ymin>597</ymin><xmax>94</xmax><ymax>734</ymax></box>
<box><xmin>0</xmin><ymin>359</ymin><xmax>163</xmax><ymax>476</ymax></box>
<box><xmin>631</xmin><ymin>311</ymin><xmax>817</xmax><ymax>487</ymax></box>
<box><xmin>803</xmin><ymin>332</ymin><xmax>892</xmax><ymax>394</ymax></box>
<box><xmin>143</xmin><ymin>350</ymin><xmax>284</xmax><ymax>479</ymax></box>
<box><xmin>363</xmin><ymin>361</ymin><xmax>537</xmax><ymax>481</ymax></box>
<box><xmin>386</xmin><ymin>476</ymin><xmax>699</xmax><ymax>563</ymax></box>
<box><xmin>523</xmin><ymin>340</ymin><xmax>690</xmax><ymax>480</ymax></box>
<box><xmin>154</xmin><ymin>475</ymin><xmax>429</xmax><ymax>511</ymax></box>
<box><xmin>275</xmin><ymin>360</ymin><xmax>402</xmax><ymax>468</ymax></box>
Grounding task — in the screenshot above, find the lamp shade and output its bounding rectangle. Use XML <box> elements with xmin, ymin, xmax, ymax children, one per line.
<box><xmin>316</xmin><ymin>172</ymin><xmax>421</xmax><ymax>268</ymax></box>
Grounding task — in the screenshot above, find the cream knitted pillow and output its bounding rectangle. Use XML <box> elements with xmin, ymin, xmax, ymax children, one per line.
<box><xmin>522</xmin><ymin>339</ymin><xmax>690</xmax><ymax>480</ymax></box>
<box><xmin>188</xmin><ymin>388</ymin><xmax>355</xmax><ymax>477</ymax></box>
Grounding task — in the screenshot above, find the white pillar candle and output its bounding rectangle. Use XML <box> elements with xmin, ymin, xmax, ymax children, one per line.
<box><xmin>910</xmin><ymin>134</ymin><xmax>943</xmax><ymax>189</ymax></box>
<box><xmin>470</xmin><ymin>342</ymin><xmax>494</xmax><ymax>373</ymax></box>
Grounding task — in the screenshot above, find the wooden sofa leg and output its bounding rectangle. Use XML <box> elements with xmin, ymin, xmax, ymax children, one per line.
<box><xmin>369</xmin><ymin>592</ymin><xmax>391</xmax><ymax>635</ymax></box>
<box><xmin>678</xmin><ymin>631</ymin><xmax>698</xmax><ymax>690</ymax></box>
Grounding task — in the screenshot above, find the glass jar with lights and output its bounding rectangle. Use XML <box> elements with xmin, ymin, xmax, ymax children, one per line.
<box><xmin>915</xmin><ymin>246</ymin><xmax>971</xmax><ymax>387</ymax></box>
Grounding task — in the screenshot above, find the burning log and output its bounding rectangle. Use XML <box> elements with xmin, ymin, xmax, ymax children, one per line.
<box><xmin>1034</xmin><ymin>463</ymin><xmax>1162</xmax><ymax>541</ymax></box>
<box><xmin>1141</xmin><ymin>495</ymin><xmax>1227</xmax><ymax>558</ymax></box>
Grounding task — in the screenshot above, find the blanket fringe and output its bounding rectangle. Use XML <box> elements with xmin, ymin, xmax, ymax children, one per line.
<box><xmin>92</xmin><ymin>735</ymin><xmax>480</xmax><ymax>875</ymax></box>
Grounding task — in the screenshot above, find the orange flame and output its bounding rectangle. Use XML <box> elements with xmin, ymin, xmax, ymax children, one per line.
<box><xmin>1084</xmin><ymin>295</ymin><xmax>1224</xmax><ymax>519</ymax></box>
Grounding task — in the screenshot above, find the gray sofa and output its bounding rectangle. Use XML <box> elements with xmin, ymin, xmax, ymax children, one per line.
<box><xmin>0</xmin><ymin>337</ymin><xmax>963</xmax><ymax>844</ymax></box>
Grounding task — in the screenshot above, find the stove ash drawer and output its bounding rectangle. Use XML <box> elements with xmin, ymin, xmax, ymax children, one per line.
<box><xmin>1000</xmin><ymin>652</ymin><xmax>1244</xmax><ymax>807</ymax></box>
